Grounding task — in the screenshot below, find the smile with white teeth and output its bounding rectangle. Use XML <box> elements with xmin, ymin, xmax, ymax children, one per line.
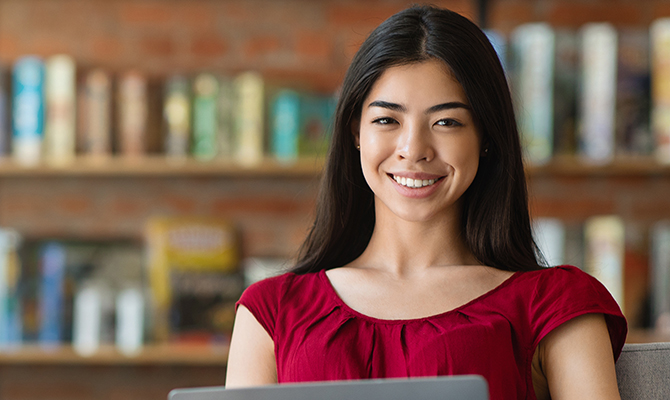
<box><xmin>391</xmin><ymin>175</ymin><xmax>441</xmax><ymax>188</ymax></box>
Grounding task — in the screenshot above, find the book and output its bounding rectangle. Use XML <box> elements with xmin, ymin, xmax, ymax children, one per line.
<box><xmin>271</xmin><ymin>89</ymin><xmax>301</xmax><ymax>163</ymax></box>
<box><xmin>44</xmin><ymin>54</ymin><xmax>77</xmax><ymax>165</ymax></box>
<box><xmin>145</xmin><ymin>217</ymin><xmax>242</xmax><ymax>343</ymax></box>
<box><xmin>12</xmin><ymin>56</ymin><xmax>45</xmax><ymax>166</ymax></box>
<box><xmin>234</xmin><ymin>71</ymin><xmax>264</xmax><ymax>166</ymax></box>
<box><xmin>578</xmin><ymin>23</ymin><xmax>618</xmax><ymax>164</ymax></box>
<box><xmin>72</xmin><ymin>280</ymin><xmax>114</xmax><ymax>356</ymax></box>
<box><xmin>117</xmin><ymin>70</ymin><xmax>148</xmax><ymax>158</ymax></box>
<box><xmin>583</xmin><ymin>216</ymin><xmax>625</xmax><ymax>311</ymax></box>
<box><xmin>484</xmin><ymin>29</ymin><xmax>507</xmax><ymax>71</ymax></box>
<box><xmin>115</xmin><ymin>285</ymin><xmax>144</xmax><ymax>355</ymax></box>
<box><xmin>217</xmin><ymin>76</ymin><xmax>235</xmax><ymax>159</ymax></box>
<box><xmin>650</xmin><ymin>18</ymin><xmax>670</xmax><ymax>164</ymax></box>
<box><xmin>0</xmin><ymin>65</ymin><xmax>9</xmax><ymax>157</ymax></box>
<box><xmin>552</xmin><ymin>30</ymin><xmax>579</xmax><ymax>157</ymax></box>
<box><xmin>510</xmin><ymin>23</ymin><xmax>555</xmax><ymax>165</ymax></box>
<box><xmin>299</xmin><ymin>93</ymin><xmax>337</xmax><ymax>158</ymax></box>
<box><xmin>163</xmin><ymin>75</ymin><xmax>191</xmax><ymax>160</ymax></box>
<box><xmin>532</xmin><ymin>217</ymin><xmax>566</xmax><ymax>267</ymax></box>
<box><xmin>79</xmin><ymin>69</ymin><xmax>112</xmax><ymax>159</ymax></box>
<box><xmin>616</xmin><ymin>29</ymin><xmax>652</xmax><ymax>157</ymax></box>
<box><xmin>192</xmin><ymin>73</ymin><xmax>219</xmax><ymax>161</ymax></box>
<box><xmin>650</xmin><ymin>221</ymin><xmax>670</xmax><ymax>333</ymax></box>
<box><xmin>37</xmin><ymin>242</ymin><xmax>67</xmax><ymax>348</ymax></box>
<box><xmin>0</xmin><ymin>229</ymin><xmax>22</xmax><ymax>349</ymax></box>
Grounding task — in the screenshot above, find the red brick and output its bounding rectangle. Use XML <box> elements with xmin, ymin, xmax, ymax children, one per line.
<box><xmin>119</xmin><ymin>2</ymin><xmax>173</xmax><ymax>26</ymax></box>
<box><xmin>191</xmin><ymin>36</ymin><xmax>229</xmax><ymax>58</ymax></box>
<box><xmin>0</xmin><ymin>34</ymin><xmax>20</xmax><ymax>61</ymax></box>
<box><xmin>211</xmin><ymin>197</ymin><xmax>308</xmax><ymax>216</ymax></box>
<box><xmin>31</xmin><ymin>36</ymin><xmax>72</xmax><ymax>57</ymax></box>
<box><xmin>489</xmin><ymin>1</ymin><xmax>536</xmax><ymax>31</ymax></box>
<box><xmin>548</xmin><ymin>2</ymin><xmax>644</xmax><ymax>27</ymax></box>
<box><xmin>58</xmin><ymin>196</ymin><xmax>91</xmax><ymax>214</ymax></box>
<box><xmin>326</xmin><ymin>2</ymin><xmax>405</xmax><ymax>28</ymax></box>
<box><xmin>242</xmin><ymin>35</ymin><xmax>283</xmax><ymax>58</ymax></box>
<box><xmin>174</xmin><ymin>3</ymin><xmax>218</xmax><ymax>31</ymax></box>
<box><xmin>294</xmin><ymin>31</ymin><xmax>333</xmax><ymax>60</ymax></box>
<box><xmin>140</xmin><ymin>36</ymin><xmax>175</xmax><ymax>57</ymax></box>
<box><xmin>163</xmin><ymin>196</ymin><xmax>198</xmax><ymax>213</ymax></box>
<box><xmin>90</xmin><ymin>36</ymin><xmax>124</xmax><ymax>63</ymax></box>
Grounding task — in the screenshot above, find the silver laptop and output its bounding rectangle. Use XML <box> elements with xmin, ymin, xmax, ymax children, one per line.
<box><xmin>168</xmin><ymin>375</ymin><xmax>489</xmax><ymax>400</ymax></box>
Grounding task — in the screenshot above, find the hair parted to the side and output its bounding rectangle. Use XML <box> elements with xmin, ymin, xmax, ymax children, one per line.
<box><xmin>291</xmin><ymin>5</ymin><xmax>544</xmax><ymax>274</ymax></box>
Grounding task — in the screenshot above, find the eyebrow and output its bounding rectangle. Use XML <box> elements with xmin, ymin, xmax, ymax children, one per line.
<box><xmin>367</xmin><ymin>100</ymin><xmax>471</xmax><ymax>114</ymax></box>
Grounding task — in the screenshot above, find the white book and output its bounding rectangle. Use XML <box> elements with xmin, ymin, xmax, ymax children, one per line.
<box><xmin>583</xmin><ymin>216</ymin><xmax>625</xmax><ymax>310</ymax></box>
<box><xmin>510</xmin><ymin>23</ymin><xmax>555</xmax><ymax>165</ymax></box>
<box><xmin>651</xmin><ymin>221</ymin><xmax>670</xmax><ymax>332</ymax></box>
<box><xmin>579</xmin><ymin>23</ymin><xmax>618</xmax><ymax>163</ymax></box>
<box><xmin>115</xmin><ymin>286</ymin><xmax>144</xmax><ymax>356</ymax></box>
<box><xmin>651</xmin><ymin>18</ymin><xmax>670</xmax><ymax>164</ymax></box>
<box><xmin>234</xmin><ymin>71</ymin><xmax>264</xmax><ymax>166</ymax></box>
<box><xmin>44</xmin><ymin>55</ymin><xmax>76</xmax><ymax>165</ymax></box>
<box><xmin>532</xmin><ymin>217</ymin><xmax>566</xmax><ymax>267</ymax></box>
<box><xmin>72</xmin><ymin>282</ymin><xmax>113</xmax><ymax>356</ymax></box>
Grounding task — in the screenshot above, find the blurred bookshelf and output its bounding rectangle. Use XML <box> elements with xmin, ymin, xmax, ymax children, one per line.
<box><xmin>0</xmin><ymin>156</ymin><xmax>325</xmax><ymax>178</ymax></box>
<box><xmin>0</xmin><ymin>343</ymin><xmax>228</xmax><ymax>366</ymax></box>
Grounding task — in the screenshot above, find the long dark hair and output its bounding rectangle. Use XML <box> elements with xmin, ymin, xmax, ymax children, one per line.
<box><xmin>292</xmin><ymin>5</ymin><xmax>543</xmax><ymax>274</ymax></box>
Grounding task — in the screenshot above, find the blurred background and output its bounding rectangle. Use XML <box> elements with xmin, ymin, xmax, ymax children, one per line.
<box><xmin>0</xmin><ymin>0</ymin><xmax>669</xmax><ymax>399</ymax></box>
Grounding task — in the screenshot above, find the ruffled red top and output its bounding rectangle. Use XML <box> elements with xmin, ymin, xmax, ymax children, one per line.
<box><xmin>236</xmin><ymin>265</ymin><xmax>627</xmax><ymax>400</ymax></box>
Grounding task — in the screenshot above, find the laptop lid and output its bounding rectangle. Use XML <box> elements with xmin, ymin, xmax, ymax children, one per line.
<box><xmin>168</xmin><ymin>375</ymin><xmax>489</xmax><ymax>400</ymax></box>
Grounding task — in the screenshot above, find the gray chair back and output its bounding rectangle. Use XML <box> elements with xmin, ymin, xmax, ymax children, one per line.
<box><xmin>616</xmin><ymin>342</ymin><xmax>670</xmax><ymax>400</ymax></box>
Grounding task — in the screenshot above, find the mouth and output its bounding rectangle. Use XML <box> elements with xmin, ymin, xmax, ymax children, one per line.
<box><xmin>388</xmin><ymin>173</ymin><xmax>445</xmax><ymax>188</ymax></box>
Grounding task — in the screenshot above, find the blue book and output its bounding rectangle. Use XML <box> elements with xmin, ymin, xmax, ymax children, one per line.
<box><xmin>271</xmin><ymin>89</ymin><xmax>301</xmax><ymax>163</ymax></box>
<box><xmin>0</xmin><ymin>229</ymin><xmax>22</xmax><ymax>349</ymax></box>
<box><xmin>0</xmin><ymin>65</ymin><xmax>9</xmax><ymax>157</ymax></box>
<box><xmin>299</xmin><ymin>93</ymin><xmax>337</xmax><ymax>157</ymax></box>
<box><xmin>38</xmin><ymin>242</ymin><xmax>66</xmax><ymax>348</ymax></box>
<box><xmin>12</xmin><ymin>56</ymin><xmax>45</xmax><ymax>166</ymax></box>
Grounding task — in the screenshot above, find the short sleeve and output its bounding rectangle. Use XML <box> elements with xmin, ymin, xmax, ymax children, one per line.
<box><xmin>236</xmin><ymin>273</ymin><xmax>291</xmax><ymax>339</ymax></box>
<box><xmin>529</xmin><ymin>266</ymin><xmax>628</xmax><ymax>360</ymax></box>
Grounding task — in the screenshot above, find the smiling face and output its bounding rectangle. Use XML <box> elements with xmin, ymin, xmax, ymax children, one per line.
<box><xmin>354</xmin><ymin>59</ymin><xmax>481</xmax><ymax>223</ymax></box>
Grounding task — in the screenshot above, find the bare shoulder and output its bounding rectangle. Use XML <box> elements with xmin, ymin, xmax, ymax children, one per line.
<box><xmin>225</xmin><ymin>305</ymin><xmax>277</xmax><ymax>388</ymax></box>
<box><xmin>534</xmin><ymin>313</ymin><xmax>620</xmax><ymax>400</ymax></box>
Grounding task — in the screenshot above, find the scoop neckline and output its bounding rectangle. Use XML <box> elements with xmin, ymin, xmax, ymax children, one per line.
<box><xmin>318</xmin><ymin>268</ymin><xmax>522</xmax><ymax>324</ymax></box>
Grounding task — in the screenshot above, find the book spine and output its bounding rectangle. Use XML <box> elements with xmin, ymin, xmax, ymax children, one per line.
<box><xmin>163</xmin><ymin>75</ymin><xmax>191</xmax><ymax>160</ymax></box>
<box><xmin>0</xmin><ymin>65</ymin><xmax>9</xmax><ymax>157</ymax></box>
<box><xmin>72</xmin><ymin>283</ymin><xmax>102</xmax><ymax>356</ymax></box>
<box><xmin>44</xmin><ymin>55</ymin><xmax>77</xmax><ymax>165</ymax></box>
<box><xmin>234</xmin><ymin>71</ymin><xmax>264</xmax><ymax>166</ymax></box>
<box><xmin>217</xmin><ymin>77</ymin><xmax>235</xmax><ymax>159</ymax></box>
<box><xmin>271</xmin><ymin>89</ymin><xmax>301</xmax><ymax>163</ymax></box>
<box><xmin>583</xmin><ymin>215</ymin><xmax>625</xmax><ymax>311</ymax></box>
<box><xmin>37</xmin><ymin>242</ymin><xmax>66</xmax><ymax>348</ymax></box>
<box><xmin>298</xmin><ymin>93</ymin><xmax>337</xmax><ymax>157</ymax></box>
<box><xmin>510</xmin><ymin>23</ymin><xmax>555</xmax><ymax>165</ymax></box>
<box><xmin>118</xmin><ymin>70</ymin><xmax>148</xmax><ymax>157</ymax></box>
<box><xmin>616</xmin><ymin>29</ymin><xmax>652</xmax><ymax>157</ymax></box>
<box><xmin>192</xmin><ymin>73</ymin><xmax>219</xmax><ymax>161</ymax></box>
<box><xmin>80</xmin><ymin>69</ymin><xmax>112</xmax><ymax>158</ymax></box>
<box><xmin>651</xmin><ymin>18</ymin><xmax>670</xmax><ymax>164</ymax></box>
<box><xmin>579</xmin><ymin>23</ymin><xmax>618</xmax><ymax>163</ymax></box>
<box><xmin>12</xmin><ymin>56</ymin><xmax>45</xmax><ymax>166</ymax></box>
<box><xmin>0</xmin><ymin>229</ymin><xmax>22</xmax><ymax>349</ymax></box>
<box><xmin>532</xmin><ymin>217</ymin><xmax>566</xmax><ymax>267</ymax></box>
<box><xmin>651</xmin><ymin>221</ymin><xmax>670</xmax><ymax>332</ymax></box>
<box><xmin>553</xmin><ymin>30</ymin><xmax>579</xmax><ymax>157</ymax></box>
<box><xmin>115</xmin><ymin>286</ymin><xmax>144</xmax><ymax>355</ymax></box>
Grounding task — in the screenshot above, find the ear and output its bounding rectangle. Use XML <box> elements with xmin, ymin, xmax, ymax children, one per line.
<box><xmin>351</xmin><ymin>118</ymin><xmax>361</xmax><ymax>148</ymax></box>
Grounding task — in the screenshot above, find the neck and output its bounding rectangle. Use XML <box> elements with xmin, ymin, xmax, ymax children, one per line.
<box><xmin>354</xmin><ymin>200</ymin><xmax>479</xmax><ymax>278</ymax></box>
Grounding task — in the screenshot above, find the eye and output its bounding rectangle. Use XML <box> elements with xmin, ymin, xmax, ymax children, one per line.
<box><xmin>372</xmin><ymin>117</ymin><xmax>397</xmax><ymax>125</ymax></box>
<box><xmin>435</xmin><ymin>118</ymin><xmax>462</xmax><ymax>127</ymax></box>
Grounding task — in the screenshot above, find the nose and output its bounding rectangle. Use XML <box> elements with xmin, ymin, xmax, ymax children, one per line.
<box><xmin>396</xmin><ymin>123</ymin><xmax>434</xmax><ymax>162</ymax></box>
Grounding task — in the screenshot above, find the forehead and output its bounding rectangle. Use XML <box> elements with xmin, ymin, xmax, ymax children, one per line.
<box><xmin>365</xmin><ymin>59</ymin><xmax>468</xmax><ymax>106</ymax></box>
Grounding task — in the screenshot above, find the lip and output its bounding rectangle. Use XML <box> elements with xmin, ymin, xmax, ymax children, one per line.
<box><xmin>387</xmin><ymin>172</ymin><xmax>446</xmax><ymax>199</ymax></box>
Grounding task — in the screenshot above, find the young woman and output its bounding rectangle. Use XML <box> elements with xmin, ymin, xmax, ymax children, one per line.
<box><xmin>226</xmin><ymin>5</ymin><xmax>627</xmax><ymax>400</ymax></box>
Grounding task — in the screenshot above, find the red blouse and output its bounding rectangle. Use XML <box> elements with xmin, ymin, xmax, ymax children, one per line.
<box><xmin>236</xmin><ymin>265</ymin><xmax>627</xmax><ymax>400</ymax></box>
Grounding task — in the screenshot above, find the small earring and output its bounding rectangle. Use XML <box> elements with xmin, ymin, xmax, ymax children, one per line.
<box><xmin>356</xmin><ymin>145</ymin><xmax>360</xmax><ymax>150</ymax></box>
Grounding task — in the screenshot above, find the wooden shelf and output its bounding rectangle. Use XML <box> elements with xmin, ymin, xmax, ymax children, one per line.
<box><xmin>0</xmin><ymin>343</ymin><xmax>229</xmax><ymax>366</ymax></box>
<box><xmin>528</xmin><ymin>155</ymin><xmax>670</xmax><ymax>177</ymax></box>
<box><xmin>0</xmin><ymin>156</ymin><xmax>325</xmax><ymax>178</ymax></box>
<box><xmin>0</xmin><ymin>155</ymin><xmax>668</xmax><ymax>178</ymax></box>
